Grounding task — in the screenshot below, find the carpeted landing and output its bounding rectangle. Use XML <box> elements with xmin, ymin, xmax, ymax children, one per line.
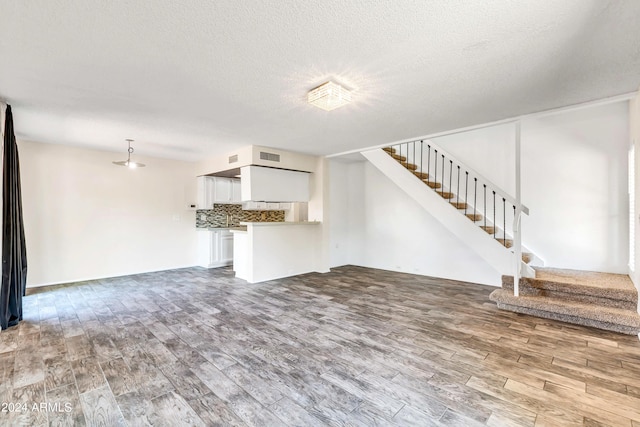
<box><xmin>490</xmin><ymin>268</ymin><xmax>640</xmax><ymax>335</ymax></box>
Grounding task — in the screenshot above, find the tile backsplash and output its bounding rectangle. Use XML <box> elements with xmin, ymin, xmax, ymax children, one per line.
<box><xmin>196</xmin><ymin>204</ymin><xmax>285</xmax><ymax>228</ymax></box>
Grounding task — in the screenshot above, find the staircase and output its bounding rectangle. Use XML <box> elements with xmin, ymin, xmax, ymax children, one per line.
<box><xmin>491</xmin><ymin>268</ymin><xmax>640</xmax><ymax>335</ymax></box>
<box><xmin>365</xmin><ymin>142</ymin><xmax>640</xmax><ymax>336</ymax></box>
<box><xmin>363</xmin><ymin>145</ymin><xmax>536</xmax><ymax>278</ymax></box>
<box><xmin>383</xmin><ymin>146</ymin><xmax>531</xmax><ymax>257</ymax></box>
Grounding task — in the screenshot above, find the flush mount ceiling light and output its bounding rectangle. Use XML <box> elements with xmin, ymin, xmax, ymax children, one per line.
<box><xmin>307</xmin><ymin>81</ymin><xmax>352</xmax><ymax>111</ymax></box>
<box><xmin>113</xmin><ymin>139</ymin><xmax>145</xmax><ymax>169</ymax></box>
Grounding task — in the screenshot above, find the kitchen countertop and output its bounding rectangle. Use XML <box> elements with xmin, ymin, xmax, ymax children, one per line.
<box><xmin>196</xmin><ymin>226</ymin><xmax>241</xmax><ymax>230</ymax></box>
<box><xmin>239</xmin><ymin>221</ymin><xmax>320</xmax><ymax>227</ymax></box>
<box><xmin>198</xmin><ymin>221</ymin><xmax>320</xmax><ymax>231</ymax></box>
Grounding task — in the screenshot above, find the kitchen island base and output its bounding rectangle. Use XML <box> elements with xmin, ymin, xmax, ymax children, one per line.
<box><xmin>231</xmin><ymin>221</ymin><xmax>322</xmax><ymax>283</ymax></box>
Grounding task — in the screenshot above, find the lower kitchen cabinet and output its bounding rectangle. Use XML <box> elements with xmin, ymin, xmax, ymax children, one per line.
<box><xmin>220</xmin><ymin>231</ymin><xmax>233</xmax><ymax>263</ymax></box>
<box><xmin>197</xmin><ymin>228</ymin><xmax>233</xmax><ymax>268</ymax></box>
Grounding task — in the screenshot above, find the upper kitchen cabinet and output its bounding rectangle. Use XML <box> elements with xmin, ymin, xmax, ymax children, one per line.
<box><xmin>240</xmin><ymin>166</ymin><xmax>310</xmax><ymax>202</ymax></box>
<box><xmin>196</xmin><ymin>176</ymin><xmax>214</xmax><ymax>209</ymax></box>
<box><xmin>197</xmin><ymin>176</ymin><xmax>241</xmax><ymax>208</ymax></box>
<box><xmin>231</xmin><ymin>179</ymin><xmax>242</xmax><ymax>203</ymax></box>
<box><xmin>212</xmin><ymin>177</ymin><xmax>230</xmax><ymax>203</ymax></box>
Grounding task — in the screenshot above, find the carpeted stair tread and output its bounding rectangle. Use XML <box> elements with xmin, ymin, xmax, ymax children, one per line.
<box><xmin>534</xmin><ymin>267</ymin><xmax>635</xmax><ymax>294</ymax></box>
<box><xmin>489</xmin><ymin>289</ymin><xmax>640</xmax><ymax>335</ymax></box>
<box><xmin>502</xmin><ymin>277</ymin><xmax>636</xmax><ymax>310</ymax></box>
<box><xmin>494</xmin><ymin>301</ymin><xmax>640</xmax><ymax>335</ymax></box>
<box><xmin>502</xmin><ymin>271</ymin><xmax>637</xmax><ymax>303</ymax></box>
<box><xmin>425</xmin><ymin>181</ymin><xmax>442</xmax><ymax>189</ymax></box>
<box><xmin>521</xmin><ymin>253</ymin><xmax>533</xmax><ymax>264</ymax></box>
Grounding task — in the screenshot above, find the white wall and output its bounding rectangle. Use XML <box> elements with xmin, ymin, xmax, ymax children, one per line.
<box><xmin>18</xmin><ymin>140</ymin><xmax>199</xmax><ymax>286</ymax></box>
<box><xmin>0</xmin><ymin>103</ymin><xmax>6</xmax><ymax>137</ymax></box>
<box><xmin>338</xmin><ymin>161</ymin><xmax>502</xmax><ymax>286</ymax></box>
<box><xmin>520</xmin><ymin>103</ymin><xmax>629</xmax><ymax>273</ymax></box>
<box><xmin>329</xmin><ymin>160</ymin><xmax>350</xmax><ymax>267</ymax></box>
<box><xmin>433</xmin><ymin>123</ymin><xmax>516</xmax><ymax>196</ymax></box>
<box><xmin>431</xmin><ymin>102</ymin><xmax>629</xmax><ymax>273</ymax></box>
<box><xmin>308</xmin><ymin>156</ymin><xmax>330</xmax><ymax>273</ymax></box>
<box><xmin>346</xmin><ymin>162</ymin><xmax>366</xmax><ymax>266</ymax></box>
<box><xmin>631</xmin><ymin>91</ymin><xmax>640</xmax><ymax>293</ymax></box>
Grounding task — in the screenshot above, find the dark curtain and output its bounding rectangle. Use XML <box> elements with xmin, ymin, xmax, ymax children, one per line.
<box><xmin>0</xmin><ymin>105</ymin><xmax>27</xmax><ymax>330</ymax></box>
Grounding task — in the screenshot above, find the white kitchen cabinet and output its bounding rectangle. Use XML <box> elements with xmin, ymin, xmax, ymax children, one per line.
<box><xmin>196</xmin><ymin>176</ymin><xmax>215</xmax><ymax>209</ymax></box>
<box><xmin>220</xmin><ymin>232</ymin><xmax>234</xmax><ymax>264</ymax></box>
<box><xmin>231</xmin><ymin>179</ymin><xmax>242</xmax><ymax>203</ymax></box>
<box><xmin>213</xmin><ymin>177</ymin><xmax>232</xmax><ymax>203</ymax></box>
<box><xmin>197</xmin><ymin>229</ymin><xmax>234</xmax><ymax>268</ymax></box>
<box><xmin>197</xmin><ymin>176</ymin><xmax>241</xmax><ymax>207</ymax></box>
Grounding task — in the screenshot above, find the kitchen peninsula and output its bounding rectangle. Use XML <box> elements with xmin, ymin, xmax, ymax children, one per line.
<box><xmin>231</xmin><ymin>221</ymin><xmax>321</xmax><ymax>283</ymax></box>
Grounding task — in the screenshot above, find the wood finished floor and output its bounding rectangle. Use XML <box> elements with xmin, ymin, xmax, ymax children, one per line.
<box><xmin>1</xmin><ymin>266</ymin><xmax>640</xmax><ymax>426</ymax></box>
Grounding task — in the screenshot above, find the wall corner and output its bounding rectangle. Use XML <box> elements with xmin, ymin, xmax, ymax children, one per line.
<box><xmin>630</xmin><ymin>89</ymin><xmax>640</xmax><ymax>306</ymax></box>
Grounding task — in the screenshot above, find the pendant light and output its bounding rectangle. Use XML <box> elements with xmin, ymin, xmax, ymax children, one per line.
<box><xmin>113</xmin><ymin>139</ymin><xmax>145</xmax><ymax>168</ymax></box>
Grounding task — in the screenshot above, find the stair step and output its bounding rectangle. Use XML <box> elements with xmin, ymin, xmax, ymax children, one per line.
<box><xmin>496</xmin><ymin>238</ymin><xmax>513</xmax><ymax>248</ymax></box>
<box><xmin>390</xmin><ymin>153</ymin><xmax>407</xmax><ymax>161</ymax></box>
<box><xmin>489</xmin><ymin>289</ymin><xmax>640</xmax><ymax>335</ymax></box>
<box><xmin>466</xmin><ymin>213</ymin><xmax>482</xmax><ymax>221</ymax></box>
<box><xmin>437</xmin><ymin>191</ymin><xmax>455</xmax><ymax>199</ymax></box>
<box><xmin>480</xmin><ymin>225</ymin><xmax>496</xmax><ymax>234</ymax></box>
<box><xmin>383</xmin><ymin>147</ymin><xmax>396</xmax><ymax>154</ymax></box>
<box><xmin>413</xmin><ymin>171</ymin><xmax>429</xmax><ymax>179</ymax></box>
<box><xmin>450</xmin><ymin>201</ymin><xmax>468</xmax><ymax>209</ymax></box>
<box><xmin>501</xmin><ymin>276</ymin><xmax>637</xmax><ymax>310</ymax></box>
<box><xmin>503</xmin><ymin>269</ymin><xmax>638</xmax><ymax>306</ymax></box>
<box><xmin>521</xmin><ymin>252</ymin><xmax>533</xmax><ymax>264</ymax></box>
<box><xmin>401</xmin><ymin>162</ymin><xmax>418</xmax><ymax>171</ymax></box>
<box><xmin>425</xmin><ymin>181</ymin><xmax>442</xmax><ymax>189</ymax></box>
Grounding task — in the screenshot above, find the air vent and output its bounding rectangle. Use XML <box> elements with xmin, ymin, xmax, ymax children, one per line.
<box><xmin>259</xmin><ymin>151</ymin><xmax>280</xmax><ymax>162</ymax></box>
<box><xmin>228</xmin><ymin>154</ymin><xmax>238</xmax><ymax>163</ymax></box>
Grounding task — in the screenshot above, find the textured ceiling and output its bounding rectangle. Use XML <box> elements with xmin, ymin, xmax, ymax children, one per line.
<box><xmin>1</xmin><ymin>0</ymin><xmax>639</xmax><ymax>161</ymax></box>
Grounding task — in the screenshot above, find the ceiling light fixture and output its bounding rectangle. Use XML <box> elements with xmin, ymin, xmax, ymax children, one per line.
<box><xmin>113</xmin><ymin>139</ymin><xmax>145</xmax><ymax>169</ymax></box>
<box><xmin>307</xmin><ymin>81</ymin><xmax>351</xmax><ymax>111</ymax></box>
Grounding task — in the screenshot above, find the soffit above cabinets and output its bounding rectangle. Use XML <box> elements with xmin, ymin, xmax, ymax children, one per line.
<box><xmin>208</xmin><ymin>168</ymin><xmax>241</xmax><ymax>178</ymax></box>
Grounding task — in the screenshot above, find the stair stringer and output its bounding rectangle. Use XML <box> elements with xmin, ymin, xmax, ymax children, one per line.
<box><xmin>363</xmin><ymin>148</ymin><xmax>534</xmax><ymax>278</ymax></box>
